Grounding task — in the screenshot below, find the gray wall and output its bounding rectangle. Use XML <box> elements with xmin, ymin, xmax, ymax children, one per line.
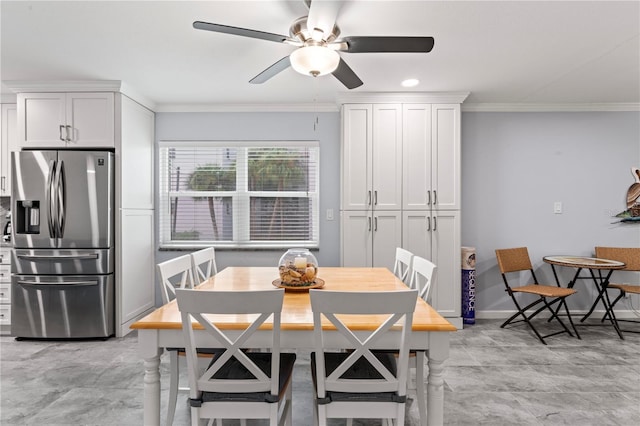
<box><xmin>462</xmin><ymin>111</ymin><xmax>640</xmax><ymax>314</ymax></box>
<box><xmin>155</xmin><ymin>109</ymin><xmax>640</xmax><ymax>313</ymax></box>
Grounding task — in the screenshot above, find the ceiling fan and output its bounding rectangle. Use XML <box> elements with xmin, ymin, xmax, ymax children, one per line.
<box><xmin>193</xmin><ymin>0</ymin><xmax>434</xmax><ymax>89</ymax></box>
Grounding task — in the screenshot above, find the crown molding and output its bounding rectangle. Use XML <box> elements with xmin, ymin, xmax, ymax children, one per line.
<box><xmin>154</xmin><ymin>103</ymin><xmax>340</xmax><ymax>113</ymax></box>
<box><xmin>462</xmin><ymin>102</ymin><xmax>640</xmax><ymax>112</ymax></box>
<box><xmin>337</xmin><ymin>91</ymin><xmax>470</xmax><ymax>105</ymax></box>
<box><xmin>1</xmin><ymin>94</ymin><xmax>16</xmax><ymax>103</ymax></box>
<box><xmin>3</xmin><ymin>80</ymin><xmax>123</xmax><ymax>93</ymax></box>
<box><xmin>2</xmin><ymin>80</ymin><xmax>157</xmax><ymax>111</ymax></box>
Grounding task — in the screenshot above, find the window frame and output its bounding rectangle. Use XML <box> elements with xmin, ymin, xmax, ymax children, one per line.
<box><xmin>158</xmin><ymin>140</ymin><xmax>320</xmax><ymax>249</ymax></box>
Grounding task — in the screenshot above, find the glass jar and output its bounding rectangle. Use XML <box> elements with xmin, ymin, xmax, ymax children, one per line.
<box><xmin>278</xmin><ymin>248</ymin><xmax>318</xmax><ymax>286</ymax></box>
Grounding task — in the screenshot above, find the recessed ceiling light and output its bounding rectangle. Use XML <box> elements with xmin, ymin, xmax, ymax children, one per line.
<box><xmin>401</xmin><ymin>78</ymin><xmax>420</xmax><ymax>88</ymax></box>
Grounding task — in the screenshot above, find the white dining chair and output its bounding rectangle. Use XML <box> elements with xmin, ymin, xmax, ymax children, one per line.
<box><xmin>176</xmin><ymin>288</ymin><xmax>295</xmax><ymax>426</ymax></box>
<box><xmin>309</xmin><ymin>289</ymin><xmax>417</xmax><ymax>426</ymax></box>
<box><xmin>191</xmin><ymin>247</ymin><xmax>218</xmax><ymax>284</ymax></box>
<box><xmin>406</xmin><ymin>255</ymin><xmax>437</xmax><ymax>426</ymax></box>
<box><xmin>157</xmin><ymin>254</ymin><xmax>196</xmax><ymax>425</ymax></box>
<box><xmin>393</xmin><ymin>247</ymin><xmax>414</xmax><ymax>285</ymax></box>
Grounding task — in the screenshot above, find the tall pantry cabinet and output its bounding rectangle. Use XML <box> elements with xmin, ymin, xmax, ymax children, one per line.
<box><xmin>340</xmin><ymin>94</ymin><xmax>467</xmax><ymax>327</ymax></box>
<box><xmin>9</xmin><ymin>81</ymin><xmax>155</xmax><ymax>337</ymax></box>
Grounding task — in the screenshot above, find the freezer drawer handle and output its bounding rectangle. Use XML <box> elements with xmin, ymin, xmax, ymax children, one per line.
<box><xmin>17</xmin><ymin>280</ymin><xmax>98</xmax><ymax>287</ymax></box>
<box><xmin>17</xmin><ymin>254</ymin><xmax>99</xmax><ymax>261</ymax></box>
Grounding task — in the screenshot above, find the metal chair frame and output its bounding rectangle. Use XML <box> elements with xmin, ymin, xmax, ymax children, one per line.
<box><xmin>495</xmin><ymin>247</ymin><xmax>581</xmax><ymax>345</ymax></box>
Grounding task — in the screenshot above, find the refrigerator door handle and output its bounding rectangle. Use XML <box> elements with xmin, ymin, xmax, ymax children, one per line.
<box><xmin>16</xmin><ymin>253</ymin><xmax>99</xmax><ymax>261</ymax></box>
<box><xmin>56</xmin><ymin>160</ymin><xmax>66</xmax><ymax>238</ymax></box>
<box><xmin>46</xmin><ymin>160</ymin><xmax>57</xmax><ymax>238</ymax></box>
<box><xmin>17</xmin><ymin>280</ymin><xmax>98</xmax><ymax>287</ymax></box>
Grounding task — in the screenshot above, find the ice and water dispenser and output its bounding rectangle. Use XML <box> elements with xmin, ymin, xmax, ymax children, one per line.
<box><xmin>15</xmin><ymin>200</ymin><xmax>40</xmax><ymax>234</ymax></box>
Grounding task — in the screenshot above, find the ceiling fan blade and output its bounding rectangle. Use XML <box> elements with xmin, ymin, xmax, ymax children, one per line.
<box><xmin>332</xmin><ymin>58</ymin><xmax>363</xmax><ymax>90</ymax></box>
<box><xmin>306</xmin><ymin>0</ymin><xmax>343</xmax><ymax>40</ymax></box>
<box><xmin>341</xmin><ymin>36</ymin><xmax>435</xmax><ymax>53</ymax></box>
<box><xmin>193</xmin><ymin>21</ymin><xmax>293</xmax><ymax>44</ymax></box>
<box><xmin>249</xmin><ymin>56</ymin><xmax>292</xmax><ymax>84</ymax></box>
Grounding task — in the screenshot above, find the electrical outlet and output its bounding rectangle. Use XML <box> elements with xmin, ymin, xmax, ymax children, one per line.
<box><xmin>554</xmin><ymin>202</ymin><xmax>562</xmax><ymax>214</ymax></box>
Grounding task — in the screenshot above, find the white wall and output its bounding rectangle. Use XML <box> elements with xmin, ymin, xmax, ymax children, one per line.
<box><xmin>462</xmin><ymin>111</ymin><xmax>640</xmax><ymax>314</ymax></box>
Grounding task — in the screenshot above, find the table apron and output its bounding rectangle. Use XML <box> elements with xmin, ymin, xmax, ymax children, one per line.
<box><xmin>141</xmin><ymin>328</ymin><xmax>445</xmax><ymax>352</ymax></box>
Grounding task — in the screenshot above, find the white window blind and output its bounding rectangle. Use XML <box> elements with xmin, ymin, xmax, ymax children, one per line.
<box><xmin>159</xmin><ymin>141</ymin><xmax>320</xmax><ymax>248</ymax></box>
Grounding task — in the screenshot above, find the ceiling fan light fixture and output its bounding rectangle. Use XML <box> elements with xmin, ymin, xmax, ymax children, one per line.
<box><xmin>290</xmin><ymin>46</ymin><xmax>340</xmax><ymax>77</ymax></box>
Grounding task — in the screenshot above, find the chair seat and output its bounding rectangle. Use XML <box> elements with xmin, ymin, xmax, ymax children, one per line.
<box><xmin>311</xmin><ymin>351</ymin><xmax>403</xmax><ymax>404</ymax></box>
<box><xmin>197</xmin><ymin>352</ymin><xmax>297</xmax><ymax>404</ymax></box>
<box><xmin>513</xmin><ymin>284</ymin><xmax>576</xmax><ymax>298</ymax></box>
<box><xmin>609</xmin><ymin>283</ymin><xmax>640</xmax><ymax>294</ymax></box>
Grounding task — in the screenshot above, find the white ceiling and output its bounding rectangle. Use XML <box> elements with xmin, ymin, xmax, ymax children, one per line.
<box><xmin>1</xmin><ymin>0</ymin><xmax>639</xmax><ymax>110</ymax></box>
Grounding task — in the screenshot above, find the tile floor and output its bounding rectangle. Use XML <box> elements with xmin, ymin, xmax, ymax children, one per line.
<box><xmin>1</xmin><ymin>318</ymin><xmax>639</xmax><ymax>425</ymax></box>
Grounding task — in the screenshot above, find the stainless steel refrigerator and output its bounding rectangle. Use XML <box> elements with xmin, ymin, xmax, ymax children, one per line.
<box><xmin>11</xmin><ymin>150</ymin><xmax>115</xmax><ymax>338</ymax></box>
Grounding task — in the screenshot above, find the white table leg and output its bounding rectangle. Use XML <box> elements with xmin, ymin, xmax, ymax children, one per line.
<box><xmin>139</xmin><ymin>329</ymin><xmax>162</xmax><ymax>426</ymax></box>
<box><xmin>427</xmin><ymin>333</ymin><xmax>450</xmax><ymax>426</ymax></box>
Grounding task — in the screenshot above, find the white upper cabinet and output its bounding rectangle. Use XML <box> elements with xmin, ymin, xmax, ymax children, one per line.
<box><xmin>341</xmin><ymin>104</ymin><xmax>402</xmax><ymax>211</ymax></box>
<box><xmin>403</xmin><ymin>103</ymin><xmax>460</xmax><ymax>211</ymax></box>
<box><xmin>17</xmin><ymin>92</ymin><xmax>115</xmax><ymax>148</ymax></box>
<box><xmin>431</xmin><ymin>104</ymin><xmax>461</xmax><ymax>210</ymax></box>
<box><xmin>372</xmin><ymin>104</ymin><xmax>402</xmax><ymax>210</ymax></box>
<box><xmin>341</xmin><ymin>104</ymin><xmax>372</xmax><ymax>210</ymax></box>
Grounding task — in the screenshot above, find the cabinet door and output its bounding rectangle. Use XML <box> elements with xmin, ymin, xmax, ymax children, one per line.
<box><xmin>17</xmin><ymin>93</ymin><xmax>66</xmax><ymax>148</ymax></box>
<box><xmin>372</xmin><ymin>104</ymin><xmax>402</xmax><ymax>210</ymax></box>
<box><xmin>430</xmin><ymin>210</ymin><xmax>461</xmax><ymax>317</ymax></box>
<box><xmin>372</xmin><ymin>211</ymin><xmax>402</xmax><ymax>271</ymax></box>
<box><xmin>1</xmin><ymin>104</ymin><xmax>18</xmax><ymax>196</ymax></box>
<box><xmin>402</xmin><ymin>104</ymin><xmax>432</xmax><ymax>210</ymax></box>
<box><xmin>120</xmin><ymin>95</ymin><xmax>154</xmax><ymax>209</ymax></box>
<box><xmin>118</xmin><ymin>209</ymin><xmax>155</xmax><ymax>332</ymax></box>
<box><xmin>432</xmin><ymin>104</ymin><xmax>460</xmax><ymax>210</ymax></box>
<box><xmin>66</xmin><ymin>93</ymin><xmax>115</xmax><ymax>147</ymax></box>
<box><xmin>341</xmin><ymin>211</ymin><xmax>373</xmax><ymax>267</ymax></box>
<box><xmin>402</xmin><ymin>210</ymin><xmax>433</xmax><ymax>262</ymax></box>
<box><xmin>342</xmin><ymin>104</ymin><xmax>372</xmax><ymax>210</ymax></box>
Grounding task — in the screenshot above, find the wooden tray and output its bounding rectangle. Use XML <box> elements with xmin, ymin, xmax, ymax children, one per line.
<box><xmin>272</xmin><ymin>278</ymin><xmax>325</xmax><ymax>291</ymax></box>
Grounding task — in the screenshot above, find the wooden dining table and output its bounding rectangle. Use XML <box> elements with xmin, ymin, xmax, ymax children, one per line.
<box><xmin>131</xmin><ymin>266</ymin><xmax>457</xmax><ymax>426</ymax></box>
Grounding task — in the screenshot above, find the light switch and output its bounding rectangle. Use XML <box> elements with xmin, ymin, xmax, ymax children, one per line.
<box><xmin>554</xmin><ymin>202</ymin><xmax>562</xmax><ymax>214</ymax></box>
<box><xmin>326</xmin><ymin>209</ymin><xmax>334</xmax><ymax>221</ymax></box>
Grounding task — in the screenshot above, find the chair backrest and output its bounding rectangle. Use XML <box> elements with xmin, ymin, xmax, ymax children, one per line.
<box><xmin>409</xmin><ymin>256</ymin><xmax>437</xmax><ymax>303</ymax></box>
<box><xmin>495</xmin><ymin>247</ymin><xmax>539</xmax><ymax>288</ymax></box>
<box><xmin>176</xmin><ymin>288</ymin><xmax>285</xmax><ymax>398</ymax></box>
<box><xmin>310</xmin><ymin>289</ymin><xmax>417</xmax><ymax>397</ymax></box>
<box><xmin>495</xmin><ymin>247</ymin><xmax>534</xmax><ymax>274</ymax></box>
<box><xmin>594</xmin><ymin>247</ymin><xmax>640</xmax><ymax>272</ymax></box>
<box><xmin>157</xmin><ymin>254</ymin><xmax>195</xmax><ymax>304</ymax></box>
<box><xmin>191</xmin><ymin>247</ymin><xmax>218</xmax><ymax>284</ymax></box>
<box><xmin>393</xmin><ymin>247</ymin><xmax>414</xmax><ymax>284</ymax></box>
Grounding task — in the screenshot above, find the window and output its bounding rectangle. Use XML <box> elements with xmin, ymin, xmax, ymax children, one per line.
<box><xmin>159</xmin><ymin>141</ymin><xmax>320</xmax><ymax>248</ymax></box>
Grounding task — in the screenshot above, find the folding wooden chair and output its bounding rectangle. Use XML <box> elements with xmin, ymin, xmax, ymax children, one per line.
<box><xmin>176</xmin><ymin>288</ymin><xmax>295</xmax><ymax>426</ymax></box>
<box><xmin>595</xmin><ymin>246</ymin><xmax>640</xmax><ymax>334</ymax></box>
<box><xmin>495</xmin><ymin>247</ymin><xmax>580</xmax><ymax>345</ymax></box>
<box><xmin>310</xmin><ymin>289</ymin><xmax>418</xmax><ymax>426</ymax></box>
